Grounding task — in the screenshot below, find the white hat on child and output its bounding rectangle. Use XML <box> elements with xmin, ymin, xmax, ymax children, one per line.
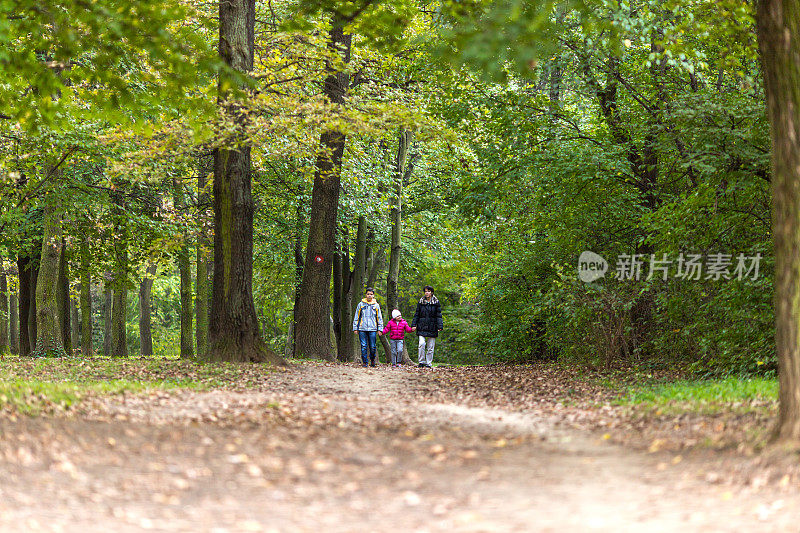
<box><xmin>391</xmin><ymin>309</ymin><xmax>401</xmax><ymax>319</ymax></box>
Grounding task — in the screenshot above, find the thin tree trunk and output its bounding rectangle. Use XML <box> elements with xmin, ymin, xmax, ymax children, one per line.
<box><xmin>196</xmin><ymin>153</ymin><xmax>213</xmax><ymax>357</ymax></box>
<box><xmin>757</xmin><ymin>0</ymin><xmax>800</xmax><ymax>442</ymax></box>
<box><xmin>333</xmin><ymin>240</ymin><xmax>343</xmax><ymax>357</ymax></box>
<box><xmin>80</xmin><ymin>239</ymin><xmax>92</xmax><ymax>356</ymax></box>
<box><xmin>295</xmin><ymin>18</ymin><xmax>352</xmax><ymax>361</ymax></box>
<box><xmin>9</xmin><ymin>291</ymin><xmax>18</xmax><ymax>354</ymax></box>
<box><xmin>28</xmin><ymin>259</ymin><xmax>39</xmax><ymax>352</ymax></box>
<box><xmin>138</xmin><ymin>263</ymin><xmax>156</xmax><ymax>357</ymax></box>
<box><xmin>103</xmin><ymin>275</ymin><xmax>112</xmax><ymax>356</ymax></box>
<box><xmin>284</xmin><ymin>321</ymin><xmax>294</xmax><ymax>359</ymax></box>
<box><xmin>368</xmin><ymin>248</ymin><xmax>385</xmax><ymax>290</ymax></box>
<box><xmin>401</xmin><ymin>341</ymin><xmax>412</xmax><ymax>365</ymax></box>
<box><xmin>378</xmin><ymin>333</ymin><xmax>390</xmax><ymax>366</ymax></box>
<box><xmin>34</xmin><ymin>196</ymin><xmax>65</xmax><ymax>357</ymax></box>
<box><xmin>70</xmin><ymin>292</ymin><xmax>79</xmax><ymax>354</ymax></box>
<box><xmin>209</xmin><ymin>0</ymin><xmax>283</xmax><ymax>364</ymax></box>
<box><xmin>174</xmin><ymin>177</ymin><xmax>194</xmax><ymax>358</ymax></box>
<box><xmin>291</xmin><ymin>191</ymin><xmax>305</xmax><ymax>358</ymax></box>
<box><xmin>17</xmin><ymin>255</ymin><xmax>30</xmax><ymax>356</ymax></box>
<box><xmin>386</xmin><ymin>130</ymin><xmax>412</xmax><ymax>313</ymax></box>
<box><xmin>334</xmin><ymin>221</ymin><xmax>354</xmax><ymax>362</ymax></box>
<box><xmin>348</xmin><ymin>217</ymin><xmax>367</xmax><ymax>362</ymax></box>
<box><xmin>0</xmin><ymin>268</ymin><xmax>7</xmax><ymax>354</ymax></box>
<box><xmin>57</xmin><ymin>241</ymin><xmax>71</xmax><ymax>354</ymax></box>
<box><xmin>111</xmin><ymin>192</ymin><xmax>128</xmax><ymax>358</ymax></box>
<box><xmin>337</xmin><ymin>236</ymin><xmax>353</xmax><ymax>363</ymax></box>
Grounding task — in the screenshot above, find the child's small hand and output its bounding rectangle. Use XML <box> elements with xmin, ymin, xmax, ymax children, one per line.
<box><xmin>412</xmin><ymin>327</ymin><xmax>417</xmax><ymax>331</ymax></box>
<box><xmin>378</xmin><ymin>331</ymin><xmax>383</xmax><ymax>336</ymax></box>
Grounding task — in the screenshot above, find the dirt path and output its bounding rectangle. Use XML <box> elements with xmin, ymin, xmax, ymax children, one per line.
<box><xmin>0</xmin><ymin>362</ymin><xmax>798</xmax><ymax>532</ymax></box>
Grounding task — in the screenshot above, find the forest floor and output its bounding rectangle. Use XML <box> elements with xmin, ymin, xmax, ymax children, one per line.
<box><xmin>0</xmin><ymin>359</ymin><xmax>799</xmax><ymax>532</ymax></box>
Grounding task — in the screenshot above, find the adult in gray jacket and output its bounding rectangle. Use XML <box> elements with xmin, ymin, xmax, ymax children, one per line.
<box><xmin>352</xmin><ymin>287</ymin><xmax>384</xmax><ymax>367</ymax></box>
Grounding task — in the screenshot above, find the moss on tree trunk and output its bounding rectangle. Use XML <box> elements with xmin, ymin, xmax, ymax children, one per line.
<box><xmin>758</xmin><ymin>0</ymin><xmax>800</xmax><ymax>443</ymax></box>
<box><xmin>208</xmin><ymin>0</ymin><xmax>283</xmax><ymax>365</ymax></box>
<box><xmin>33</xmin><ymin>196</ymin><xmax>65</xmax><ymax>358</ymax></box>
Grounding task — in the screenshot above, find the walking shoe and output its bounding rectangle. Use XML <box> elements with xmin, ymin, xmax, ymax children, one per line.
<box><xmin>370</xmin><ymin>358</ymin><xmax>376</xmax><ymax>367</ymax></box>
<box><xmin>418</xmin><ymin>362</ymin><xmax>425</xmax><ymax>368</ymax></box>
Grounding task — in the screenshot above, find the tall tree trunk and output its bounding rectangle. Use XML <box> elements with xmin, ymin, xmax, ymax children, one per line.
<box><xmin>57</xmin><ymin>241</ymin><xmax>71</xmax><ymax>354</ymax></box>
<box><xmin>111</xmin><ymin>192</ymin><xmax>128</xmax><ymax>357</ymax></box>
<box><xmin>209</xmin><ymin>0</ymin><xmax>283</xmax><ymax>364</ymax></box>
<box><xmin>334</xmin><ymin>222</ymin><xmax>354</xmax><ymax>362</ymax></box>
<box><xmin>0</xmin><ymin>267</ymin><xmax>7</xmax><ymax>354</ymax></box>
<box><xmin>9</xmin><ymin>290</ymin><xmax>18</xmax><ymax>354</ymax></box>
<box><xmin>294</xmin><ymin>18</ymin><xmax>352</xmax><ymax>361</ymax></box>
<box><xmin>103</xmin><ymin>275</ymin><xmax>112</xmax><ymax>356</ymax></box>
<box><xmin>34</xmin><ymin>196</ymin><xmax>65</xmax><ymax>357</ymax></box>
<box><xmin>28</xmin><ymin>259</ymin><xmax>39</xmax><ymax>352</ymax></box>
<box><xmin>70</xmin><ymin>291</ymin><xmax>79</xmax><ymax>354</ymax></box>
<box><xmin>757</xmin><ymin>0</ymin><xmax>800</xmax><ymax>442</ymax></box>
<box><xmin>368</xmin><ymin>248</ymin><xmax>385</xmax><ymax>290</ymax></box>
<box><xmin>336</xmin><ymin>222</ymin><xmax>357</xmax><ymax>363</ymax></box>
<box><xmin>174</xmin><ymin>177</ymin><xmax>194</xmax><ymax>358</ymax></box>
<box><xmin>138</xmin><ymin>263</ymin><xmax>156</xmax><ymax>357</ymax></box>
<box><xmin>284</xmin><ymin>321</ymin><xmax>294</xmax><ymax>359</ymax></box>
<box><xmin>386</xmin><ymin>130</ymin><xmax>413</xmax><ymax>313</ymax></box>
<box><xmin>196</xmin><ymin>153</ymin><xmax>213</xmax><ymax>357</ymax></box>
<box><xmin>291</xmin><ymin>191</ymin><xmax>305</xmax><ymax>358</ymax></box>
<box><xmin>80</xmin><ymin>238</ymin><xmax>92</xmax><ymax>356</ymax></box>
<box><xmin>333</xmin><ymin>240</ymin><xmax>343</xmax><ymax>358</ymax></box>
<box><xmin>17</xmin><ymin>256</ymin><xmax>31</xmax><ymax>356</ymax></box>
<box><xmin>347</xmin><ymin>217</ymin><xmax>367</xmax><ymax>362</ymax></box>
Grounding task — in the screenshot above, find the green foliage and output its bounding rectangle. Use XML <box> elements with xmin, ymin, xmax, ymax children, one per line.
<box><xmin>0</xmin><ymin>0</ymin><xmax>219</xmax><ymax>131</ymax></box>
<box><xmin>620</xmin><ymin>377</ymin><xmax>777</xmax><ymax>414</ymax></box>
<box><xmin>436</xmin><ymin>0</ymin><xmax>772</xmax><ymax>376</ymax></box>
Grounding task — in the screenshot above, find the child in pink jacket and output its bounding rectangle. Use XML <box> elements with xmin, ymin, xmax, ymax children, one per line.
<box><xmin>382</xmin><ymin>309</ymin><xmax>413</xmax><ymax>367</ymax></box>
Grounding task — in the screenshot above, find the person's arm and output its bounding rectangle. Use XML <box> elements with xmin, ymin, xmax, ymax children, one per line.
<box><xmin>411</xmin><ymin>304</ymin><xmax>419</xmax><ymax>328</ymax></box>
<box><xmin>377</xmin><ymin>305</ymin><xmax>384</xmax><ymax>332</ymax></box>
<box><xmin>436</xmin><ymin>303</ymin><xmax>444</xmax><ymax>331</ymax></box>
<box><xmin>382</xmin><ymin>321</ymin><xmax>390</xmax><ymax>335</ymax></box>
<box><xmin>404</xmin><ymin>320</ymin><xmax>413</xmax><ymax>333</ymax></box>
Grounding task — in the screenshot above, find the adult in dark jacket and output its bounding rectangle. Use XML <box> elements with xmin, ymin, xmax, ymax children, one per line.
<box><xmin>411</xmin><ymin>285</ymin><xmax>443</xmax><ymax>368</ymax></box>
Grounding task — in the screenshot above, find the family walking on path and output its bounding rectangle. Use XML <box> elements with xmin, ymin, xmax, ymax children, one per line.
<box><xmin>352</xmin><ymin>285</ymin><xmax>444</xmax><ymax>368</ymax></box>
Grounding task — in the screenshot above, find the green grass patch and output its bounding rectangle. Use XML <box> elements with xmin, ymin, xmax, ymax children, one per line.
<box><xmin>618</xmin><ymin>377</ymin><xmax>778</xmax><ymax>414</ymax></box>
<box><xmin>0</xmin><ymin>355</ymin><xmax>276</xmax><ymax>415</ymax></box>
